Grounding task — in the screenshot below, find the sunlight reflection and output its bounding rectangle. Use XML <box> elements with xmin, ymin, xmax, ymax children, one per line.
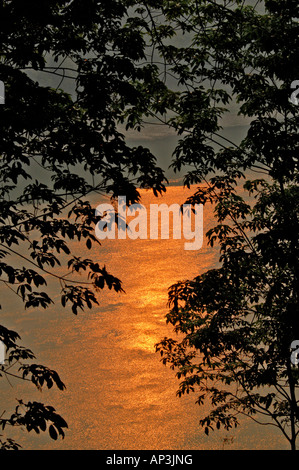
<box><xmin>0</xmin><ymin>185</ymin><xmax>287</xmax><ymax>449</ymax></box>
<box><xmin>131</xmin><ymin>321</ymin><xmax>160</xmax><ymax>353</ymax></box>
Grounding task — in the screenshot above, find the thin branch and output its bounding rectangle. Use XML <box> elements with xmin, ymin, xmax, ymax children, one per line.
<box><xmin>0</xmin><ymin>243</ymin><xmax>94</xmax><ymax>286</ymax></box>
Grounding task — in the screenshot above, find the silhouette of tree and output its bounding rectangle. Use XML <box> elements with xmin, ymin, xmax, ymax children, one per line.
<box><xmin>142</xmin><ymin>0</ymin><xmax>299</xmax><ymax>450</ymax></box>
<box><xmin>0</xmin><ymin>0</ymin><xmax>168</xmax><ymax>448</ymax></box>
<box><xmin>2</xmin><ymin>0</ymin><xmax>299</xmax><ymax>451</ymax></box>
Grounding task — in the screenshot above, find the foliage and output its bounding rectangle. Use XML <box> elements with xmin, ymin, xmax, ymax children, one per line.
<box><xmin>2</xmin><ymin>0</ymin><xmax>299</xmax><ymax>451</ymax></box>
<box><xmin>0</xmin><ymin>0</ymin><xmax>168</xmax><ymax>448</ymax></box>
<box><xmin>141</xmin><ymin>0</ymin><xmax>299</xmax><ymax>450</ymax></box>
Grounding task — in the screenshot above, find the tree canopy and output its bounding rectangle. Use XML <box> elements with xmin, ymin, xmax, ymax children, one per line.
<box><xmin>1</xmin><ymin>0</ymin><xmax>299</xmax><ymax>450</ymax></box>
<box><xmin>0</xmin><ymin>0</ymin><xmax>168</xmax><ymax>448</ymax></box>
<box><xmin>142</xmin><ymin>0</ymin><xmax>299</xmax><ymax>450</ymax></box>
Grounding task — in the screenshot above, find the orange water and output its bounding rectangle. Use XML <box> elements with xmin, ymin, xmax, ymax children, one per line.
<box><xmin>0</xmin><ymin>185</ymin><xmax>287</xmax><ymax>449</ymax></box>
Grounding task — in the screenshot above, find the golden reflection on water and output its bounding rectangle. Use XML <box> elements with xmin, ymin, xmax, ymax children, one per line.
<box><xmin>130</xmin><ymin>321</ymin><xmax>160</xmax><ymax>353</ymax></box>
<box><xmin>0</xmin><ymin>185</ymin><xmax>288</xmax><ymax>450</ymax></box>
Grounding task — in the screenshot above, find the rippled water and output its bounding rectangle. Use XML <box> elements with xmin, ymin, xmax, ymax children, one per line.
<box><xmin>0</xmin><ymin>185</ymin><xmax>288</xmax><ymax>449</ymax></box>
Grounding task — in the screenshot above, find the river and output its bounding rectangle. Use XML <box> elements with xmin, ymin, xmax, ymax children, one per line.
<box><xmin>0</xmin><ymin>184</ymin><xmax>288</xmax><ymax>450</ymax></box>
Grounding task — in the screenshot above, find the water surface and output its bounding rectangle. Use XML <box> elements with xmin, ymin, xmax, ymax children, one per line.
<box><xmin>0</xmin><ymin>185</ymin><xmax>287</xmax><ymax>449</ymax></box>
